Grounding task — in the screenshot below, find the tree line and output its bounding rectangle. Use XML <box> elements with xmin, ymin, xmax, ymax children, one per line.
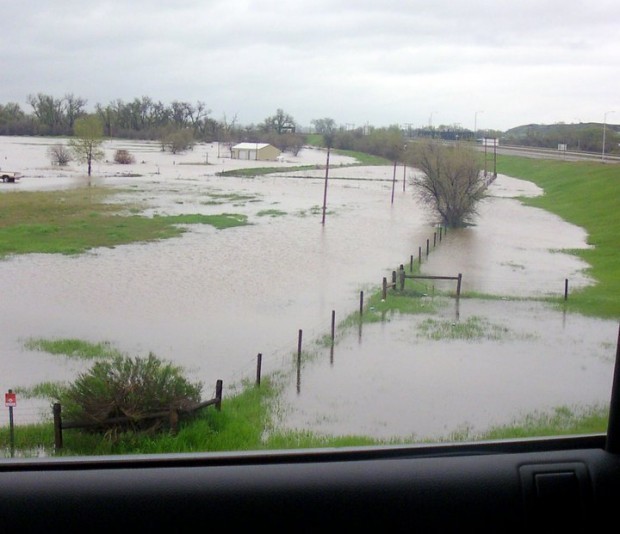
<box><xmin>502</xmin><ymin>122</ymin><xmax>619</xmax><ymax>153</ymax></box>
<box><xmin>2</xmin><ymin>92</ymin><xmax>616</xmax><ymax>155</ymax></box>
<box><xmin>0</xmin><ymin>94</ymin><xmax>306</xmax><ymax>155</ymax></box>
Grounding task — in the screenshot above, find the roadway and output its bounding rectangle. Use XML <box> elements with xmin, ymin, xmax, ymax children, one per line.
<box><xmin>477</xmin><ymin>143</ymin><xmax>620</xmax><ymax>163</ymax></box>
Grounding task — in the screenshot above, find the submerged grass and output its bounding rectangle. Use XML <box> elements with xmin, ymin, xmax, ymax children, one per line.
<box><xmin>24</xmin><ymin>338</ymin><xmax>124</xmax><ymax>359</ymax></box>
<box><xmin>416</xmin><ymin>316</ymin><xmax>511</xmax><ymax>341</ymax></box>
<box><xmin>0</xmin><ymin>187</ymin><xmax>248</xmax><ymax>258</ymax></box>
<box><xmin>257</xmin><ymin>209</ymin><xmax>287</xmax><ymax>217</ymax></box>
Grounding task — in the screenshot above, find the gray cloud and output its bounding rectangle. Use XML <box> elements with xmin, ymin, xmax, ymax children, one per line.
<box><xmin>1</xmin><ymin>0</ymin><xmax>618</xmax><ymax>130</ymax></box>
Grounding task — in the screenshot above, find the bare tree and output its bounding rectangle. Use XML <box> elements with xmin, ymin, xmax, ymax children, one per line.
<box><xmin>409</xmin><ymin>140</ymin><xmax>486</xmax><ymax>227</ymax></box>
<box><xmin>63</xmin><ymin>93</ymin><xmax>87</xmax><ymax>130</ymax></box>
<box><xmin>263</xmin><ymin>109</ymin><xmax>296</xmax><ymax>134</ymax></box>
<box><xmin>27</xmin><ymin>93</ymin><xmax>65</xmax><ymax>134</ymax></box>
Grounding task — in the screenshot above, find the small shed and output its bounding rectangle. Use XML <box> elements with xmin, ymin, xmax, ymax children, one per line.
<box><xmin>231</xmin><ymin>143</ymin><xmax>281</xmax><ymax>161</ymax></box>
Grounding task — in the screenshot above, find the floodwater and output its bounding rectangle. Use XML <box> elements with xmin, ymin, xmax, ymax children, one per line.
<box><xmin>0</xmin><ymin>136</ymin><xmax>617</xmax><ymax>441</ymax></box>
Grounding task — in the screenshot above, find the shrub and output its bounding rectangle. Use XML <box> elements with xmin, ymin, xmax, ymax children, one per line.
<box><xmin>60</xmin><ymin>352</ymin><xmax>203</xmax><ymax>433</ymax></box>
<box><xmin>114</xmin><ymin>149</ymin><xmax>136</xmax><ymax>164</ymax></box>
<box><xmin>47</xmin><ymin>143</ymin><xmax>73</xmax><ymax>166</ymax></box>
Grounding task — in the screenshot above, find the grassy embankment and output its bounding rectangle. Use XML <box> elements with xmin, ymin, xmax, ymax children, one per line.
<box><xmin>496</xmin><ymin>155</ymin><xmax>619</xmax><ymax>319</ymax></box>
<box><xmin>1</xmin><ymin>155</ymin><xmax>618</xmax><ymax>456</ymax></box>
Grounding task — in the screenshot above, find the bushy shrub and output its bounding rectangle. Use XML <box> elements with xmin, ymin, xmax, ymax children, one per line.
<box><xmin>114</xmin><ymin>149</ymin><xmax>136</xmax><ymax>164</ymax></box>
<box><xmin>47</xmin><ymin>143</ymin><xmax>73</xmax><ymax>166</ymax></box>
<box><xmin>60</xmin><ymin>352</ymin><xmax>202</xmax><ymax>433</ymax></box>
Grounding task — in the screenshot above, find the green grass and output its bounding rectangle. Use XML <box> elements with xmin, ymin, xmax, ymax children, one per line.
<box><xmin>217</xmin><ymin>165</ymin><xmax>316</xmax><ymax>177</ymax></box>
<box><xmin>497</xmin><ymin>156</ymin><xmax>620</xmax><ymax>318</ymax></box>
<box><xmin>0</xmin><ymin>378</ymin><xmax>383</xmax><ymax>457</ymax></box>
<box><xmin>478</xmin><ymin>405</ymin><xmax>609</xmax><ymax>441</ymax></box>
<box><xmin>0</xmin><ymin>188</ymin><xmax>248</xmax><ymax>258</ymax></box>
<box><xmin>332</xmin><ymin>149</ymin><xmax>392</xmax><ymax>165</ymax></box>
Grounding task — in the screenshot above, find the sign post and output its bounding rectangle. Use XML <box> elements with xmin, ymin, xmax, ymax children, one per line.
<box><xmin>5</xmin><ymin>389</ymin><xmax>16</xmax><ymax>456</ymax></box>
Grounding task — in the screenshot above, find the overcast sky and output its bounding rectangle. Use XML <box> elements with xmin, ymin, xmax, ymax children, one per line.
<box><xmin>2</xmin><ymin>0</ymin><xmax>618</xmax><ymax>132</ymax></box>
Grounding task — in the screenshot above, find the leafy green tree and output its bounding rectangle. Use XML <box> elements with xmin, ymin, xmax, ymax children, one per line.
<box><xmin>160</xmin><ymin>127</ymin><xmax>195</xmax><ymax>154</ymax></box>
<box><xmin>69</xmin><ymin>115</ymin><xmax>105</xmax><ymax>179</ymax></box>
<box><xmin>408</xmin><ymin>140</ymin><xmax>486</xmax><ymax>227</ymax></box>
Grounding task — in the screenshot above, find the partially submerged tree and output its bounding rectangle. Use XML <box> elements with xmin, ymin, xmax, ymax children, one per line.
<box><xmin>408</xmin><ymin>140</ymin><xmax>486</xmax><ymax>227</ymax></box>
<box><xmin>159</xmin><ymin>127</ymin><xmax>195</xmax><ymax>154</ymax></box>
<box><xmin>69</xmin><ymin>115</ymin><xmax>105</xmax><ymax>180</ymax></box>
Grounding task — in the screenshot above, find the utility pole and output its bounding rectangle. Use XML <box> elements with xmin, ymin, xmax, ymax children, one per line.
<box><xmin>321</xmin><ymin>146</ymin><xmax>331</xmax><ymax>225</ymax></box>
<box><xmin>602</xmin><ymin>110</ymin><xmax>615</xmax><ymax>161</ymax></box>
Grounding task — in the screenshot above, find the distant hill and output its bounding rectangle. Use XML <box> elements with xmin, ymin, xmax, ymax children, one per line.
<box><xmin>502</xmin><ymin>123</ymin><xmax>619</xmax><ymax>153</ymax></box>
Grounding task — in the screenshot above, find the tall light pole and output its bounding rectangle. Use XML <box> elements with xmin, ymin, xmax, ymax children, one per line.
<box><xmin>602</xmin><ymin>110</ymin><xmax>615</xmax><ymax>162</ymax></box>
<box><xmin>474</xmin><ymin>110</ymin><xmax>484</xmax><ymax>142</ymax></box>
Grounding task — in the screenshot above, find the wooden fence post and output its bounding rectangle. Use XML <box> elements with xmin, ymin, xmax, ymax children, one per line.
<box><xmin>331</xmin><ymin>310</ymin><xmax>336</xmax><ymax>345</ymax></box>
<box><xmin>418</xmin><ymin>246</ymin><xmax>422</xmax><ymax>264</ymax></box>
<box><xmin>382</xmin><ymin>277</ymin><xmax>387</xmax><ymax>300</ymax></box>
<box><xmin>426</xmin><ymin>239</ymin><xmax>430</xmax><ymax>256</ymax></box>
<box><xmin>256</xmin><ymin>353</ymin><xmax>262</xmax><ymax>386</ymax></box>
<box><xmin>359</xmin><ymin>291</ymin><xmax>364</xmax><ymax>315</ymax></box>
<box><xmin>53</xmin><ymin>402</ymin><xmax>63</xmax><ymax>450</ymax></box>
<box><xmin>297</xmin><ymin>330</ymin><xmax>303</xmax><ymax>393</ymax></box>
<box><xmin>434</xmin><ymin>232</ymin><xmax>437</xmax><ymax>247</ymax></box>
<box><xmin>410</xmin><ymin>255</ymin><xmax>414</xmax><ymax>272</ymax></box>
<box><xmin>169</xmin><ymin>409</ymin><xmax>179</xmax><ymax>434</ymax></box>
<box><xmin>392</xmin><ymin>270</ymin><xmax>397</xmax><ymax>290</ymax></box>
<box><xmin>215</xmin><ymin>379</ymin><xmax>223</xmax><ymax>410</ymax></box>
<box><xmin>399</xmin><ymin>265</ymin><xmax>405</xmax><ymax>291</ymax></box>
<box><xmin>457</xmin><ymin>273</ymin><xmax>462</xmax><ymax>298</ymax></box>
<box><xmin>564</xmin><ymin>279</ymin><xmax>569</xmax><ymax>300</ymax></box>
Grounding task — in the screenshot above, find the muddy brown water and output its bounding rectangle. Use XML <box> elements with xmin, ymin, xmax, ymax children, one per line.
<box><xmin>0</xmin><ymin>136</ymin><xmax>616</xmax><ymax>441</ymax></box>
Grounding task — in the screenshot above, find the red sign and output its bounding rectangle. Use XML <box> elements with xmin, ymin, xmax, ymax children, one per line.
<box><xmin>5</xmin><ymin>392</ymin><xmax>16</xmax><ymax>407</ymax></box>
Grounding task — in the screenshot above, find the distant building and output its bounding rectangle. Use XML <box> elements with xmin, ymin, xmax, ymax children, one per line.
<box><xmin>231</xmin><ymin>143</ymin><xmax>281</xmax><ymax>161</ymax></box>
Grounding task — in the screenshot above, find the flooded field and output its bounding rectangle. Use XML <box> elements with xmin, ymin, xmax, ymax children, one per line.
<box><xmin>0</xmin><ymin>136</ymin><xmax>616</xmax><ymax>440</ymax></box>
